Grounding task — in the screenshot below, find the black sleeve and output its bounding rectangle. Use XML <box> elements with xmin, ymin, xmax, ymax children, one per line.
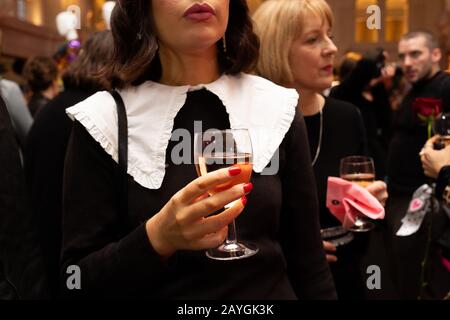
<box><xmin>354</xmin><ymin>107</ymin><xmax>370</xmax><ymax>157</ymax></box>
<box><xmin>61</xmin><ymin>121</ymin><xmax>169</xmax><ymax>298</ymax></box>
<box><xmin>279</xmin><ymin>111</ymin><xmax>337</xmax><ymax>300</ymax></box>
<box><xmin>436</xmin><ymin>166</ymin><xmax>450</xmax><ymax>200</ymax></box>
<box><xmin>442</xmin><ymin>74</ymin><xmax>450</xmax><ymax>113</ymax></box>
<box><xmin>0</xmin><ymin>96</ymin><xmax>49</xmax><ymax>299</ymax></box>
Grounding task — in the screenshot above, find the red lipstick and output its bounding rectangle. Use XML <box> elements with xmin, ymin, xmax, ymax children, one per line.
<box><xmin>183</xmin><ymin>3</ymin><xmax>216</xmax><ymax>22</ymax></box>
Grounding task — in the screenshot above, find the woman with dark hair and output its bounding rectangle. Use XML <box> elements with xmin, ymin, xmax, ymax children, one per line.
<box><xmin>22</xmin><ymin>56</ymin><xmax>59</xmax><ymax>118</ymax></box>
<box><xmin>61</xmin><ymin>0</ymin><xmax>336</xmax><ymax>299</ymax></box>
<box><xmin>24</xmin><ymin>30</ymin><xmax>113</xmax><ymax>298</ymax></box>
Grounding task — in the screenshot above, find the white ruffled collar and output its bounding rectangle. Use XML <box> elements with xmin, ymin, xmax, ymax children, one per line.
<box><xmin>66</xmin><ymin>73</ymin><xmax>299</xmax><ymax>189</ymax></box>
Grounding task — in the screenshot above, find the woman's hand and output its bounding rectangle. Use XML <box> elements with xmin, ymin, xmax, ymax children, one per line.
<box><xmin>145</xmin><ymin>166</ymin><xmax>252</xmax><ymax>258</ymax></box>
<box><xmin>366</xmin><ymin>180</ymin><xmax>388</xmax><ymax>207</ymax></box>
<box><xmin>323</xmin><ymin>241</ymin><xmax>337</xmax><ymax>263</ymax></box>
<box><xmin>420</xmin><ymin>135</ymin><xmax>450</xmax><ymax>179</ymax></box>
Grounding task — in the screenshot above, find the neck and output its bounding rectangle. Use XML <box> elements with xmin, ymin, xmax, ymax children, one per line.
<box><xmin>41</xmin><ymin>86</ymin><xmax>56</xmax><ymax>100</ymax></box>
<box><xmin>415</xmin><ymin>67</ymin><xmax>441</xmax><ymax>86</ymax></box>
<box><xmin>427</xmin><ymin>66</ymin><xmax>441</xmax><ymax>80</ymax></box>
<box><xmin>295</xmin><ymin>88</ymin><xmax>325</xmax><ymax>116</ymax></box>
<box><xmin>158</xmin><ymin>45</ymin><xmax>220</xmax><ymax>86</ymax></box>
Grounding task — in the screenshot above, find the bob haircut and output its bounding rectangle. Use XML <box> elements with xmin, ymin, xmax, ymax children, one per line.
<box><xmin>63</xmin><ymin>31</ymin><xmax>113</xmax><ymax>92</ymax></box>
<box><xmin>253</xmin><ymin>0</ymin><xmax>333</xmax><ymax>86</ymax></box>
<box><xmin>104</xmin><ymin>0</ymin><xmax>259</xmax><ymax>89</ymax></box>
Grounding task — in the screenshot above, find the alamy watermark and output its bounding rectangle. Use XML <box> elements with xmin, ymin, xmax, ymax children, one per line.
<box><xmin>66</xmin><ymin>265</ymin><xmax>81</xmax><ymax>290</ymax></box>
<box><xmin>367</xmin><ymin>5</ymin><xmax>382</xmax><ymax>30</ymax></box>
<box><xmin>66</xmin><ymin>5</ymin><xmax>81</xmax><ymax>30</ymax></box>
<box><xmin>366</xmin><ymin>265</ymin><xmax>381</xmax><ymax>290</ymax></box>
<box><xmin>171</xmin><ymin>121</ymin><xmax>279</xmax><ymax>175</ymax></box>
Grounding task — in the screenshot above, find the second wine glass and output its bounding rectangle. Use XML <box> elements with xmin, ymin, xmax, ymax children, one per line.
<box><xmin>340</xmin><ymin>155</ymin><xmax>376</xmax><ymax>232</ymax></box>
<box><xmin>194</xmin><ymin>129</ymin><xmax>258</xmax><ymax>260</ymax></box>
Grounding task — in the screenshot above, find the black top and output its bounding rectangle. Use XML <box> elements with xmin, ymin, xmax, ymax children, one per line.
<box><xmin>24</xmin><ymin>88</ymin><xmax>94</xmax><ymax>298</ymax></box>
<box><xmin>304</xmin><ymin>97</ymin><xmax>367</xmax><ymax>228</ymax></box>
<box><xmin>329</xmin><ymin>71</ymin><xmax>389</xmax><ymax>179</ymax></box>
<box><xmin>388</xmin><ymin>71</ymin><xmax>450</xmax><ymax>194</ymax></box>
<box><xmin>61</xmin><ymin>89</ymin><xmax>336</xmax><ymax>299</ymax></box>
<box><xmin>28</xmin><ymin>93</ymin><xmax>50</xmax><ymax>119</ymax></box>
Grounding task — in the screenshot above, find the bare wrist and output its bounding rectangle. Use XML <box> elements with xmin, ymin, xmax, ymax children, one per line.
<box><xmin>145</xmin><ymin>216</ymin><xmax>174</xmax><ymax>259</ymax></box>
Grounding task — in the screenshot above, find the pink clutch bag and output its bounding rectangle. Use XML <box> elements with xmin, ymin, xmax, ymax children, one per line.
<box><xmin>326</xmin><ymin>177</ymin><xmax>385</xmax><ymax>229</ymax></box>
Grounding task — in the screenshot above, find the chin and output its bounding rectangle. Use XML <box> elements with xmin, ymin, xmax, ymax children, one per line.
<box><xmin>317</xmin><ymin>80</ymin><xmax>333</xmax><ymax>91</ymax></box>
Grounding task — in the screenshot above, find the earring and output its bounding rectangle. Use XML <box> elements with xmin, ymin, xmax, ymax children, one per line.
<box><xmin>222</xmin><ymin>34</ymin><xmax>227</xmax><ymax>53</ymax></box>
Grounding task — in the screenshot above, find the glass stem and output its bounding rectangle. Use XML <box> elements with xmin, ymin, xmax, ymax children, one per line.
<box><xmin>225</xmin><ymin>220</ymin><xmax>238</xmax><ymax>245</ymax></box>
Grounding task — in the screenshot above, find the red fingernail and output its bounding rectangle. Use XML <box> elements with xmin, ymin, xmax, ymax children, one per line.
<box><xmin>241</xmin><ymin>196</ymin><xmax>247</xmax><ymax>206</ymax></box>
<box><xmin>243</xmin><ymin>183</ymin><xmax>253</xmax><ymax>193</ymax></box>
<box><xmin>228</xmin><ymin>166</ymin><xmax>241</xmax><ymax>176</ymax></box>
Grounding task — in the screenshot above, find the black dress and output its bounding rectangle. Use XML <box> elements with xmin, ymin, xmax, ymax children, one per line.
<box><xmin>24</xmin><ymin>88</ymin><xmax>94</xmax><ymax>298</ymax></box>
<box><xmin>386</xmin><ymin>71</ymin><xmax>450</xmax><ymax>299</ymax></box>
<box><xmin>305</xmin><ymin>97</ymin><xmax>372</xmax><ymax>299</ymax></box>
<box><xmin>61</xmin><ymin>89</ymin><xmax>336</xmax><ymax>299</ymax></box>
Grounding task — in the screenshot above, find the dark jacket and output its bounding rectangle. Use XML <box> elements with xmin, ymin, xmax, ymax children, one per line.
<box><xmin>24</xmin><ymin>88</ymin><xmax>94</xmax><ymax>298</ymax></box>
<box><xmin>0</xmin><ymin>94</ymin><xmax>49</xmax><ymax>299</ymax></box>
<box><xmin>28</xmin><ymin>93</ymin><xmax>50</xmax><ymax>119</ymax></box>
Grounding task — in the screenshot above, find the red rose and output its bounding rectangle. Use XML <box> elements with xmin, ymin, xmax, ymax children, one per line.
<box><xmin>412</xmin><ymin>97</ymin><xmax>442</xmax><ymax>117</ymax></box>
<box><xmin>412</xmin><ymin>97</ymin><xmax>443</xmax><ymax>139</ymax></box>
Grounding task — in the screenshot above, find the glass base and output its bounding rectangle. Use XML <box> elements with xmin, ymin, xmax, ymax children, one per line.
<box><xmin>206</xmin><ymin>241</ymin><xmax>258</xmax><ymax>261</ymax></box>
<box><xmin>348</xmin><ymin>218</ymin><xmax>375</xmax><ymax>232</ymax></box>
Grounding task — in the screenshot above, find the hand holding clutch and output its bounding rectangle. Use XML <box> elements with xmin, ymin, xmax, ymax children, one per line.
<box><xmin>326</xmin><ymin>177</ymin><xmax>385</xmax><ymax>229</ymax></box>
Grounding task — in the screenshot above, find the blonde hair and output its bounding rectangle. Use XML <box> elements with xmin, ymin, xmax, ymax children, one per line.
<box><xmin>253</xmin><ymin>0</ymin><xmax>333</xmax><ymax>85</ymax></box>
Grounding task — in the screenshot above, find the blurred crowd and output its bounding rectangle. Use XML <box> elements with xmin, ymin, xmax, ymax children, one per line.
<box><xmin>0</xmin><ymin>0</ymin><xmax>449</xmax><ymax>301</ymax></box>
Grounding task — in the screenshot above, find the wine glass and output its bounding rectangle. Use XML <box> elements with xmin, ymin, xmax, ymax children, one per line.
<box><xmin>339</xmin><ymin>155</ymin><xmax>376</xmax><ymax>232</ymax></box>
<box><xmin>194</xmin><ymin>129</ymin><xmax>258</xmax><ymax>260</ymax></box>
<box><xmin>433</xmin><ymin>112</ymin><xmax>450</xmax><ymax>149</ymax></box>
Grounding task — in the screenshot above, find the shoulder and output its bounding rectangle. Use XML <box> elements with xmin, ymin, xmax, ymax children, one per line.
<box><xmin>34</xmin><ymin>91</ymin><xmax>92</xmax><ymax>131</ymax></box>
<box><xmin>66</xmin><ymin>91</ymin><xmax>116</xmax><ymax>118</ymax></box>
<box><xmin>325</xmin><ymin>97</ymin><xmax>362</xmax><ymax>119</ymax></box>
<box><xmin>0</xmin><ymin>79</ymin><xmax>20</xmax><ymax>91</ymax></box>
<box><xmin>440</xmin><ymin>71</ymin><xmax>450</xmax><ymax>87</ymax></box>
<box><xmin>217</xmin><ymin>73</ymin><xmax>299</xmax><ymax>126</ymax></box>
<box><xmin>0</xmin><ymin>79</ymin><xmax>24</xmax><ymax>100</ymax></box>
<box><xmin>325</xmin><ymin>97</ymin><xmax>365</xmax><ymax>129</ymax></box>
<box><xmin>235</xmin><ymin>73</ymin><xmax>299</xmax><ymax>101</ymax></box>
<box><xmin>65</xmin><ymin>91</ymin><xmax>119</xmax><ymax>159</ymax></box>
<box><xmin>326</xmin><ymin>96</ymin><xmax>361</xmax><ymax>113</ymax></box>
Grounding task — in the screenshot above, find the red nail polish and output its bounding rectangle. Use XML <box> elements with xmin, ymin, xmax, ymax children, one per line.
<box><xmin>241</xmin><ymin>196</ymin><xmax>247</xmax><ymax>206</ymax></box>
<box><xmin>243</xmin><ymin>183</ymin><xmax>253</xmax><ymax>193</ymax></box>
<box><xmin>228</xmin><ymin>166</ymin><xmax>241</xmax><ymax>176</ymax></box>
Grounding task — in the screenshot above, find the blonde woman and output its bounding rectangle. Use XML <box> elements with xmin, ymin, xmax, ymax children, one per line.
<box><xmin>253</xmin><ymin>0</ymin><xmax>388</xmax><ymax>299</ymax></box>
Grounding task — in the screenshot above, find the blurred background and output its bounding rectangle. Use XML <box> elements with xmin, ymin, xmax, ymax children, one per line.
<box><xmin>0</xmin><ymin>0</ymin><xmax>449</xmax><ymax>84</ymax></box>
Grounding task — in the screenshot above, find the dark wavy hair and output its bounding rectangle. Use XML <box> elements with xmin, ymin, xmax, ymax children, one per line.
<box><xmin>23</xmin><ymin>56</ymin><xmax>58</xmax><ymax>92</ymax></box>
<box><xmin>62</xmin><ymin>30</ymin><xmax>113</xmax><ymax>92</ymax></box>
<box><xmin>104</xmin><ymin>0</ymin><xmax>259</xmax><ymax>89</ymax></box>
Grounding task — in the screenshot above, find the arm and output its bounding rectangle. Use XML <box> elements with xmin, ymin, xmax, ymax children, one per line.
<box><xmin>420</xmin><ymin>136</ymin><xmax>450</xmax><ymax>179</ymax></box>
<box><xmin>0</xmin><ymin>96</ymin><xmax>48</xmax><ymax>299</ymax></box>
<box><xmin>279</xmin><ymin>112</ymin><xmax>337</xmax><ymax>300</ymax></box>
<box><xmin>0</xmin><ymin>80</ymin><xmax>33</xmax><ymax>149</ymax></box>
<box><xmin>61</xmin><ymin>121</ymin><xmax>249</xmax><ymax>297</ymax></box>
